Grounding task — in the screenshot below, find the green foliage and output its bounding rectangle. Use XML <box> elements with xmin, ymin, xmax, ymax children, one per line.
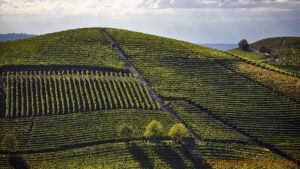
<box><xmin>144</xmin><ymin>120</ymin><xmax>164</xmax><ymax>138</ymax></box>
<box><xmin>238</xmin><ymin>39</ymin><xmax>250</xmax><ymax>51</ymax></box>
<box><xmin>168</xmin><ymin>123</ymin><xmax>189</xmax><ymax>142</ymax></box>
<box><xmin>259</xmin><ymin>45</ymin><xmax>271</xmax><ymax>53</ymax></box>
<box><xmin>118</xmin><ymin>124</ymin><xmax>133</xmax><ymax>138</ymax></box>
<box><xmin>1</xmin><ymin>133</ymin><xmax>18</xmax><ymax>149</ymax></box>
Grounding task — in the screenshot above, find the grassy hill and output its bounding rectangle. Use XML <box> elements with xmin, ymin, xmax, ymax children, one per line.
<box><xmin>228</xmin><ymin>37</ymin><xmax>300</xmax><ymax>76</ymax></box>
<box><xmin>0</xmin><ymin>28</ymin><xmax>299</xmax><ymax>169</ymax></box>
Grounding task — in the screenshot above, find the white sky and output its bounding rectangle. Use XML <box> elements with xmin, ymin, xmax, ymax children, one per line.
<box><xmin>1</xmin><ymin>0</ymin><xmax>300</xmax><ymax>43</ymax></box>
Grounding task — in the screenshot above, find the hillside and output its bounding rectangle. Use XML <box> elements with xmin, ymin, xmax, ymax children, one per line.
<box><xmin>0</xmin><ymin>33</ymin><xmax>35</xmax><ymax>42</ymax></box>
<box><xmin>0</xmin><ymin>28</ymin><xmax>299</xmax><ymax>169</ymax></box>
<box><xmin>229</xmin><ymin>37</ymin><xmax>300</xmax><ymax>76</ymax></box>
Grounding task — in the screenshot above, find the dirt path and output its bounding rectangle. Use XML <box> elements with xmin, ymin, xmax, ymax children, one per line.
<box><xmin>102</xmin><ymin>30</ymin><xmax>209</xmax><ymax>166</ymax></box>
<box><xmin>280</xmin><ymin>37</ymin><xmax>286</xmax><ymax>48</ymax></box>
<box><xmin>102</xmin><ymin>30</ymin><xmax>201</xmax><ymax>139</ymax></box>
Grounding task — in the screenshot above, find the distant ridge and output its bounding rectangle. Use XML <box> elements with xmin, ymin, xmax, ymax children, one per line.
<box><xmin>201</xmin><ymin>43</ymin><xmax>237</xmax><ymax>51</ymax></box>
<box><xmin>0</xmin><ymin>33</ymin><xmax>35</xmax><ymax>42</ymax></box>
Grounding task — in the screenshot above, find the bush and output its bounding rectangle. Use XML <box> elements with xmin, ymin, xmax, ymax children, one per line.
<box><xmin>1</xmin><ymin>133</ymin><xmax>18</xmax><ymax>149</ymax></box>
<box><xmin>118</xmin><ymin>124</ymin><xmax>133</xmax><ymax>139</ymax></box>
<box><xmin>238</xmin><ymin>39</ymin><xmax>250</xmax><ymax>51</ymax></box>
<box><xmin>168</xmin><ymin>123</ymin><xmax>189</xmax><ymax>142</ymax></box>
<box><xmin>144</xmin><ymin>120</ymin><xmax>164</xmax><ymax>139</ymax></box>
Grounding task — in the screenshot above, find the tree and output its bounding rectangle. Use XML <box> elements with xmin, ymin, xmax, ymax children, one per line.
<box><xmin>168</xmin><ymin>123</ymin><xmax>189</xmax><ymax>143</ymax></box>
<box><xmin>118</xmin><ymin>124</ymin><xmax>133</xmax><ymax>139</ymax></box>
<box><xmin>1</xmin><ymin>133</ymin><xmax>18</xmax><ymax>149</ymax></box>
<box><xmin>144</xmin><ymin>120</ymin><xmax>164</xmax><ymax>139</ymax></box>
<box><xmin>238</xmin><ymin>39</ymin><xmax>250</xmax><ymax>51</ymax></box>
<box><xmin>259</xmin><ymin>45</ymin><xmax>271</xmax><ymax>54</ymax></box>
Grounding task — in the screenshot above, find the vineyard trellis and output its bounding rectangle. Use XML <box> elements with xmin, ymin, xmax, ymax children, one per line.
<box><xmin>0</xmin><ymin>70</ymin><xmax>158</xmax><ymax>118</ymax></box>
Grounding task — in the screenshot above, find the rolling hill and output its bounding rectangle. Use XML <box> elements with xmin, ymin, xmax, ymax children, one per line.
<box><xmin>0</xmin><ymin>28</ymin><xmax>299</xmax><ymax>169</ymax></box>
<box><xmin>228</xmin><ymin>37</ymin><xmax>300</xmax><ymax>76</ymax></box>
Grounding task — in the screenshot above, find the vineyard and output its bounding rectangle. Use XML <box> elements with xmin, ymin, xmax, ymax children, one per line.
<box><xmin>0</xmin><ymin>141</ymin><xmax>199</xmax><ymax>169</ymax></box>
<box><xmin>107</xmin><ymin>28</ymin><xmax>300</xmax><ymax>161</ymax></box>
<box><xmin>0</xmin><ymin>28</ymin><xmax>126</xmax><ymax>69</ymax></box>
<box><xmin>0</xmin><ymin>28</ymin><xmax>299</xmax><ymax>168</ymax></box>
<box><xmin>0</xmin><ymin>69</ymin><xmax>158</xmax><ymax>118</ymax></box>
<box><xmin>0</xmin><ymin>110</ymin><xmax>175</xmax><ymax>151</ymax></box>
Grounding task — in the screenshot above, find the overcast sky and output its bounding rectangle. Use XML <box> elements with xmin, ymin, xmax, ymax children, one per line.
<box><xmin>1</xmin><ymin>0</ymin><xmax>300</xmax><ymax>43</ymax></box>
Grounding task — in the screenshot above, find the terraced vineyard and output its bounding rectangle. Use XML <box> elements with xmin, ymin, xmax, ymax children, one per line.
<box><xmin>0</xmin><ymin>28</ymin><xmax>299</xmax><ymax>168</ymax></box>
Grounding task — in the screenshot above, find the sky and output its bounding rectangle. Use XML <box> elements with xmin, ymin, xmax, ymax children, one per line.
<box><xmin>0</xmin><ymin>0</ymin><xmax>300</xmax><ymax>43</ymax></box>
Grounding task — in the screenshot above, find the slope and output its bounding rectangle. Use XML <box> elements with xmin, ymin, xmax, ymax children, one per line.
<box><xmin>0</xmin><ymin>28</ymin><xmax>299</xmax><ymax>169</ymax></box>
<box><xmin>107</xmin><ymin>28</ymin><xmax>300</xmax><ymax>163</ymax></box>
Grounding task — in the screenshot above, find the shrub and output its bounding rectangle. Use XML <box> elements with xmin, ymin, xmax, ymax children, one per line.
<box><xmin>168</xmin><ymin>123</ymin><xmax>189</xmax><ymax>142</ymax></box>
<box><xmin>144</xmin><ymin>120</ymin><xmax>164</xmax><ymax>139</ymax></box>
<box><xmin>1</xmin><ymin>133</ymin><xmax>18</xmax><ymax>149</ymax></box>
<box><xmin>118</xmin><ymin>124</ymin><xmax>133</xmax><ymax>139</ymax></box>
<box><xmin>238</xmin><ymin>39</ymin><xmax>250</xmax><ymax>51</ymax></box>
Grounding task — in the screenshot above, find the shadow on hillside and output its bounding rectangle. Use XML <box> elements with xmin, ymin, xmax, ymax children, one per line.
<box><xmin>9</xmin><ymin>156</ymin><xmax>29</xmax><ymax>169</ymax></box>
<box><xmin>154</xmin><ymin>144</ymin><xmax>186</xmax><ymax>169</ymax></box>
<box><xmin>180</xmin><ymin>146</ymin><xmax>212</xmax><ymax>169</ymax></box>
<box><xmin>128</xmin><ymin>143</ymin><xmax>154</xmax><ymax>168</ymax></box>
<box><xmin>203</xmin><ymin>139</ymin><xmax>252</xmax><ymax>146</ymax></box>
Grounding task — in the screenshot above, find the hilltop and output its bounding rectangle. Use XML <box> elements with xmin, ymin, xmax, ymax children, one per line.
<box><xmin>229</xmin><ymin>37</ymin><xmax>300</xmax><ymax>76</ymax></box>
<box><xmin>0</xmin><ymin>28</ymin><xmax>299</xmax><ymax>169</ymax></box>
